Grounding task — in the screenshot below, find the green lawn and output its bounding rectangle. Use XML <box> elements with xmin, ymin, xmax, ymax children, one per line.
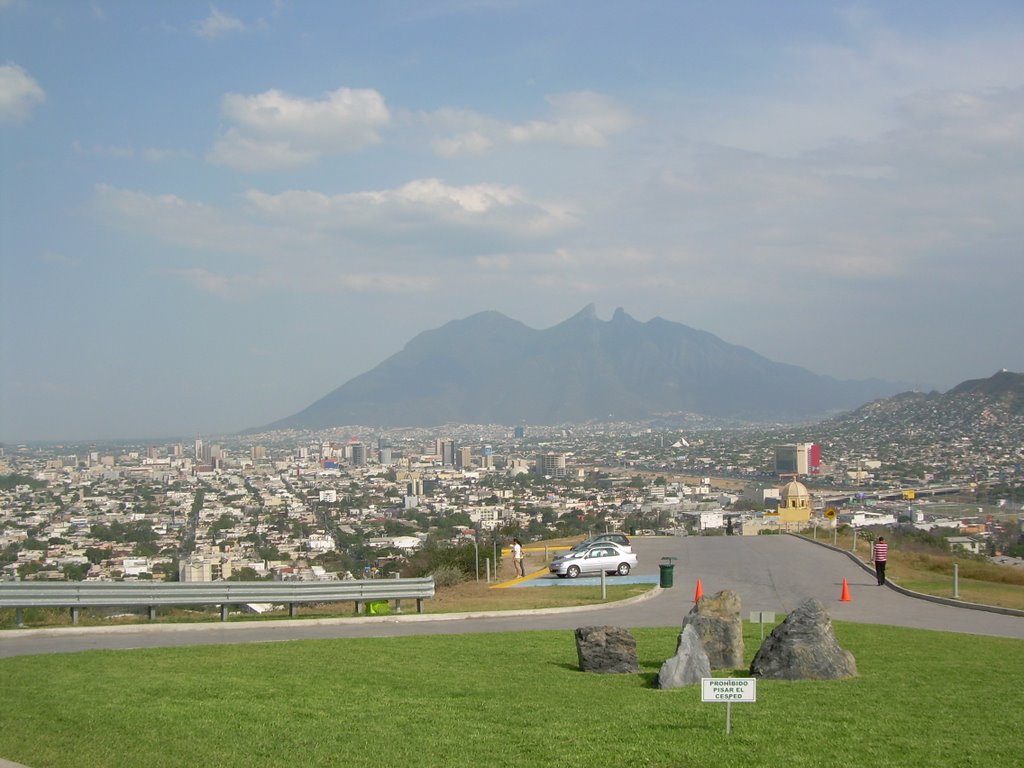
<box><xmin>2</xmin><ymin>622</ymin><xmax>1021</xmax><ymax>767</ymax></box>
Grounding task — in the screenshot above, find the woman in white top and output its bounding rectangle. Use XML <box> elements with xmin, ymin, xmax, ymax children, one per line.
<box><xmin>512</xmin><ymin>538</ymin><xmax>525</xmax><ymax>578</ymax></box>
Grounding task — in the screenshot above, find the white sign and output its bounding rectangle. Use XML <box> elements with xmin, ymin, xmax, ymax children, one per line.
<box><xmin>701</xmin><ymin>678</ymin><xmax>757</xmax><ymax>702</ymax></box>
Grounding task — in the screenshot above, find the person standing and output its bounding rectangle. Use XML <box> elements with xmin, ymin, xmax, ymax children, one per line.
<box><xmin>511</xmin><ymin>538</ymin><xmax>525</xmax><ymax>578</ymax></box>
<box><xmin>873</xmin><ymin>536</ymin><xmax>889</xmax><ymax>586</ymax></box>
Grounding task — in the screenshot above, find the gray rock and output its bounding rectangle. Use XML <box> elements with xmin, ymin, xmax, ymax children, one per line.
<box><xmin>681</xmin><ymin>589</ymin><xmax>744</xmax><ymax>669</ymax></box>
<box><xmin>750</xmin><ymin>598</ymin><xmax>857</xmax><ymax>680</ymax></box>
<box><xmin>575</xmin><ymin>625</ymin><xmax>640</xmax><ymax>674</ymax></box>
<box><xmin>657</xmin><ymin>624</ymin><xmax>711</xmax><ymax>689</ymax></box>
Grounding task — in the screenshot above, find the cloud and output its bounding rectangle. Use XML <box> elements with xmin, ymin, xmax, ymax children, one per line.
<box><xmin>0</xmin><ymin>63</ymin><xmax>45</xmax><ymax>122</ymax></box>
<box><xmin>689</xmin><ymin>12</ymin><xmax>1024</xmax><ymax>159</ymax></box>
<box><xmin>208</xmin><ymin>87</ymin><xmax>391</xmax><ymax>171</ymax></box>
<box><xmin>245</xmin><ymin>178</ymin><xmax>576</xmax><ymax>236</ymax></box>
<box><xmin>195</xmin><ymin>6</ymin><xmax>246</xmax><ymax>38</ymax></box>
<box><xmin>94</xmin><ymin>178</ymin><xmax>577</xmax><ymax>296</ymax></box>
<box><xmin>166</xmin><ymin>265</ymin><xmax>437</xmax><ymax>299</ymax></box>
<box><xmin>94</xmin><ymin>184</ymin><xmax>265</xmax><ymax>255</ymax></box>
<box><xmin>423</xmin><ymin>90</ymin><xmax>633</xmax><ymax>157</ymax></box>
<box><xmin>508</xmin><ymin>91</ymin><xmax>634</xmax><ymax>146</ymax></box>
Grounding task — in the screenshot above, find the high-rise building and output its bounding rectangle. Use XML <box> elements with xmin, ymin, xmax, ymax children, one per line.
<box><xmin>350</xmin><ymin>443</ymin><xmax>366</xmax><ymax>467</ymax></box>
<box><xmin>456</xmin><ymin>446</ymin><xmax>472</xmax><ymax>469</ymax></box>
<box><xmin>774</xmin><ymin>443</ymin><xmax>818</xmax><ymax>476</ymax></box>
<box><xmin>439</xmin><ymin>439</ymin><xmax>456</xmax><ymax>467</ymax></box>
<box><xmin>535</xmin><ymin>453</ymin><xmax>567</xmax><ymax>478</ymax></box>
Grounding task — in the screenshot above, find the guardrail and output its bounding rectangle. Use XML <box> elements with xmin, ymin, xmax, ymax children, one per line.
<box><xmin>0</xmin><ymin>577</ymin><xmax>436</xmax><ymax>627</ymax></box>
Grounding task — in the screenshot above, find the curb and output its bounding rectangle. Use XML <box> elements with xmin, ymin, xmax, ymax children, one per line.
<box><xmin>0</xmin><ymin>585</ymin><xmax>663</xmax><ymax>639</ymax></box>
<box><xmin>789</xmin><ymin>533</ymin><xmax>1024</xmax><ymax>618</ymax></box>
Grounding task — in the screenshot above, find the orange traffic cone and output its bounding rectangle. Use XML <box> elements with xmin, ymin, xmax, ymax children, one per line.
<box><xmin>693</xmin><ymin>579</ymin><xmax>704</xmax><ymax>603</ymax></box>
<box><xmin>840</xmin><ymin>578</ymin><xmax>851</xmax><ymax>602</ymax></box>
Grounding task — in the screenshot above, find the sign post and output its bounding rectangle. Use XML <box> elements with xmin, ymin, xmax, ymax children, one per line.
<box><xmin>749</xmin><ymin>610</ymin><xmax>775</xmax><ymax>641</ymax></box>
<box><xmin>702</xmin><ymin>678</ymin><xmax>757</xmax><ymax>735</ymax></box>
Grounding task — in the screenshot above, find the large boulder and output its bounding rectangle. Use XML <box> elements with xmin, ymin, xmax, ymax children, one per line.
<box><xmin>657</xmin><ymin>624</ymin><xmax>711</xmax><ymax>689</ymax></box>
<box><xmin>750</xmin><ymin>598</ymin><xmax>857</xmax><ymax>680</ymax></box>
<box><xmin>574</xmin><ymin>625</ymin><xmax>639</xmax><ymax>674</ymax></box>
<box><xmin>681</xmin><ymin>589</ymin><xmax>744</xmax><ymax>669</ymax></box>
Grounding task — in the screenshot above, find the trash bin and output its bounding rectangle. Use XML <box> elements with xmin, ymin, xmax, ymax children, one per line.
<box><xmin>659</xmin><ymin>562</ymin><xmax>675</xmax><ymax>588</ymax></box>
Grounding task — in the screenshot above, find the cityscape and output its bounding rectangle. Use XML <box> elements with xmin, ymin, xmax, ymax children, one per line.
<box><xmin>4</xmin><ymin>389</ymin><xmax>1022</xmax><ymax>587</ymax></box>
<box><xmin>3</xmin><ymin>4</ymin><xmax>1024</xmax><ymax>767</ymax></box>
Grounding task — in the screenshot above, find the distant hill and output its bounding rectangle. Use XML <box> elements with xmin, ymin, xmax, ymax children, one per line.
<box><xmin>257</xmin><ymin>306</ymin><xmax>903</xmax><ymax>431</ymax></box>
<box><xmin>828</xmin><ymin>369</ymin><xmax>1024</xmax><ymax>433</ymax></box>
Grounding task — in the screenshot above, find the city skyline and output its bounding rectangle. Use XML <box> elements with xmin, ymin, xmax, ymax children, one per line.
<box><xmin>3</xmin><ymin>1</ymin><xmax>1024</xmax><ymax>442</ymax></box>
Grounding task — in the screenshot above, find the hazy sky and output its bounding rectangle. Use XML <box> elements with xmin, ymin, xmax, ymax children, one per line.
<box><xmin>2</xmin><ymin>1</ymin><xmax>1023</xmax><ymax>442</ymax></box>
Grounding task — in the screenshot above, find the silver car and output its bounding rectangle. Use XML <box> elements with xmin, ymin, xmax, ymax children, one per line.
<box><xmin>549</xmin><ymin>542</ymin><xmax>637</xmax><ymax>578</ymax></box>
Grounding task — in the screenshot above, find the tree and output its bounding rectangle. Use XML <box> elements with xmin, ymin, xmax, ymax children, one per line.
<box><xmin>17</xmin><ymin>561</ymin><xmax>42</xmax><ymax>578</ymax></box>
<box><xmin>62</xmin><ymin>562</ymin><xmax>90</xmax><ymax>581</ymax></box>
<box><xmin>227</xmin><ymin>566</ymin><xmax>266</xmax><ymax>581</ymax></box>
<box><xmin>85</xmin><ymin>547</ymin><xmax>109</xmax><ymax>565</ymax></box>
<box><xmin>258</xmin><ymin>545</ymin><xmax>282</xmax><ymax>561</ymax></box>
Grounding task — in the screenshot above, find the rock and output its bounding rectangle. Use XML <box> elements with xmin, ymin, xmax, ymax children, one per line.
<box><xmin>750</xmin><ymin>598</ymin><xmax>857</xmax><ymax>680</ymax></box>
<box><xmin>681</xmin><ymin>589</ymin><xmax>744</xmax><ymax>669</ymax></box>
<box><xmin>575</xmin><ymin>625</ymin><xmax>640</xmax><ymax>674</ymax></box>
<box><xmin>657</xmin><ymin>624</ymin><xmax>711</xmax><ymax>689</ymax></box>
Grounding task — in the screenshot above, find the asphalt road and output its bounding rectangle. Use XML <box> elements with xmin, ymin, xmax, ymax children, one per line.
<box><xmin>2</xmin><ymin>535</ymin><xmax>1021</xmax><ymax>659</ymax></box>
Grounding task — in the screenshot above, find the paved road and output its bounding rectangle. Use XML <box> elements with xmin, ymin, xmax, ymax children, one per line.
<box><xmin>2</xmin><ymin>536</ymin><xmax>1021</xmax><ymax>659</ymax></box>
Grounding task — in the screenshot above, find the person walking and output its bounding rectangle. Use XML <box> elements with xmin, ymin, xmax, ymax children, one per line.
<box><xmin>873</xmin><ymin>536</ymin><xmax>889</xmax><ymax>586</ymax></box>
<box><xmin>511</xmin><ymin>538</ymin><xmax>525</xmax><ymax>578</ymax></box>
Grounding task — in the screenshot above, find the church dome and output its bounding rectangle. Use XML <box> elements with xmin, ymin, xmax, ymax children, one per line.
<box><xmin>779</xmin><ymin>480</ymin><xmax>810</xmax><ymax>504</ymax></box>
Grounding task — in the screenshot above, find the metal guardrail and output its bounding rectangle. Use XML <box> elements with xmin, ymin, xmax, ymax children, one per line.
<box><xmin>0</xmin><ymin>577</ymin><xmax>436</xmax><ymax>626</ymax></box>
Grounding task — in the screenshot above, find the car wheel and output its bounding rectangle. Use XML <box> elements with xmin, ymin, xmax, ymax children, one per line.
<box><xmin>566</xmin><ymin>565</ymin><xmax>581</xmax><ymax>578</ymax></box>
<box><xmin>616</xmin><ymin>563</ymin><xmax>631</xmax><ymax>576</ymax></box>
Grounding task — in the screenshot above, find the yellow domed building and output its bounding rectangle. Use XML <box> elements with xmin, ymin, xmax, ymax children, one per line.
<box><xmin>775</xmin><ymin>478</ymin><xmax>812</xmax><ymax>531</ymax></box>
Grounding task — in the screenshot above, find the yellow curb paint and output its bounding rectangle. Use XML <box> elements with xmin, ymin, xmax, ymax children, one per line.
<box><xmin>490</xmin><ymin>567</ymin><xmax>546</xmax><ymax>589</ymax></box>
<box><xmin>500</xmin><ymin>546</ymin><xmax>571</xmax><ymax>555</ymax></box>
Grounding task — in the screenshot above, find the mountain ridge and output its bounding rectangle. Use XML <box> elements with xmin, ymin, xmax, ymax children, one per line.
<box><xmin>257</xmin><ymin>307</ymin><xmax>905</xmax><ymax>431</ymax></box>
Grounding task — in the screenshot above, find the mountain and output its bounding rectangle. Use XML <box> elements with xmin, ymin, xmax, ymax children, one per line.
<box><xmin>258</xmin><ymin>306</ymin><xmax>903</xmax><ymax>430</ymax></box>
<box><xmin>832</xmin><ymin>369</ymin><xmax>1024</xmax><ymax>433</ymax></box>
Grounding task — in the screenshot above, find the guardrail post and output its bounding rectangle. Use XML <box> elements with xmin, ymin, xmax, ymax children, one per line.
<box><xmin>15</xmin><ymin>607</ymin><xmax>24</xmax><ymax>627</ymax></box>
<box><xmin>220</xmin><ymin>604</ymin><xmax>229</xmax><ymax>621</ymax></box>
<box><xmin>289</xmin><ymin>603</ymin><xmax>297</xmax><ymax>618</ymax></box>
<box><xmin>148</xmin><ymin>605</ymin><xmax>156</xmax><ymax>621</ymax></box>
<box><xmin>70</xmin><ymin>606</ymin><xmax>79</xmax><ymax>625</ymax></box>
<box><xmin>953</xmin><ymin>563</ymin><xmax>960</xmax><ymax>599</ymax></box>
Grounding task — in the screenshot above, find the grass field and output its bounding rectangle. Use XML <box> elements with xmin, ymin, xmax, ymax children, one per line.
<box><xmin>812</xmin><ymin>531</ymin><xmax>1024</xmax><ymax>611</ymax></box>
<box><xmin>1</xmin><ymin>621</ymin><xmax>1021</xmax><ymax>768</ymax></box>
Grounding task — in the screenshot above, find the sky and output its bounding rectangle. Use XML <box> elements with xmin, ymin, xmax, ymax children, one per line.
<box><xmin>2</xmin><ymin>1</ymin><xmax>1023</xmax><ymax>442</ymax></box>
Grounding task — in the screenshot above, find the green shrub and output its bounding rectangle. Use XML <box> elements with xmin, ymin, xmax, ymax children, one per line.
<box><xmin>429</xmin><ymin>564</ymin><xmax>466</xmax><ymax>588</ymax></box>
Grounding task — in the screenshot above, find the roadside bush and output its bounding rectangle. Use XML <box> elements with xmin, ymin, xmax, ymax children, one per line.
<box><xmin>403</xmin><ymin>539</ymin><xmax>486</xmax><ymax>580</ymax></box>
<box><xmin>429</xmin><ymin>564</ymin><xmax>466</xmax><ymax>588</ymax></box>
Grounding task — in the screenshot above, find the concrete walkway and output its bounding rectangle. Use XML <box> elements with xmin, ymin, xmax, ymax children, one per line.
<box><xmin>1</xmin><ymin>535</ymin><xmax>1021</xmax><ymax>660</ymax></box>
